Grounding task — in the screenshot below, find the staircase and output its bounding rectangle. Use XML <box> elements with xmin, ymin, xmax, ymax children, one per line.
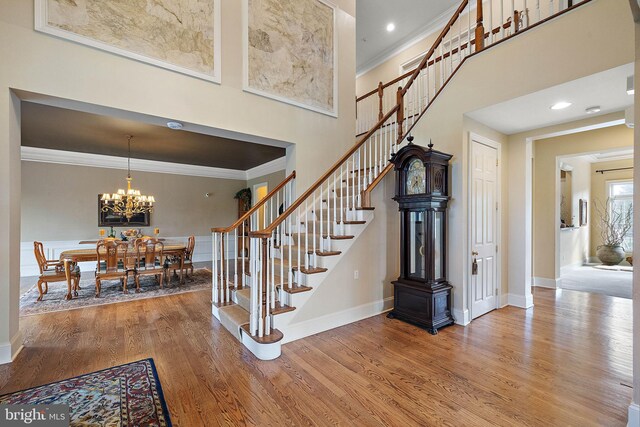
<box><xmin>212</xmin><ymin>0</ymin><xmax>593</xmax><ymax>360</ymax></box>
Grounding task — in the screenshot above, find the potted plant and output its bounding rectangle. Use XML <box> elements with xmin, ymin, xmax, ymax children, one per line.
<box><xmin>594</xmin><ymin>198</ymin><xmax>633</xmax><ymax>265</ymax></box>
<box><xmin>234</xmin><ymin>188</ymin><xmax>252</xmax><ymax>211</ymax></box>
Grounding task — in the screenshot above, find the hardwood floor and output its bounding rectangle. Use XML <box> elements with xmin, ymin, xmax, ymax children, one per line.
<box><xmin>0</xmin><ymin>287</ymin><xmax>632</xmax><ymax>426</ymax></box>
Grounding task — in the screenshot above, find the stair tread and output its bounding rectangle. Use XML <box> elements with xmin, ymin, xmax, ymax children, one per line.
<box><xmin>324</xmin><ymin>235</ymin><xmax>355</xmax><ymax>240</ymax></box>
<box><xmin>282</xmin><ymin>283</ymin><xmax>313</xmax><ymax>294</ymax></box>
<box><xmin>272</xmin><ymin>302</ymin><xmax>296</xmax><ymax>315</ymax></box>
<box><xmin>293</xmin><ymin>266</ymin><xmax>328</xmax><ymax>274</ymax></box>
<box><xmin>316</xmin><ymin>250</ymin><xmax>342</xmax><ymax>256</ymax></box>
<box><xmin>240</xmin><ymin>324</ymin><xmax>284</xmax><ymax>344</ymax></box>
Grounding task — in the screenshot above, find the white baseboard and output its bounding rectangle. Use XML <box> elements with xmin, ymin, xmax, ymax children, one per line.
<box><xmin>507</xmin><ymin>293</ymin><xmax>534</xmax><ymax>309</ymax></box>
<box><xmin>500</xmin><ymin>293</ymin><xmax>509</xmax><ymax>308</ymax></box>
<box><xmin>281</xmin><ymin>297</ymin><xmax>394</xmax><ymax>344</ymax></box>
<box><xmin>629</xmin><ymin>403</ymin><xmax>640</xmax><ymax>427</ymax></box>
<box><xmin>453</xmin><ymin>308</ymin><xmax>470</xmax><ymax>326</ymax></box>
<box><xmin>533</xmin><ymin>277</ymin><xmax>561</xmax><ymax>289</ymax></box>
<box><xmin>0</xmin><ymin>331</ymin><xmax>24</xmax><ymax>365</ymax></box>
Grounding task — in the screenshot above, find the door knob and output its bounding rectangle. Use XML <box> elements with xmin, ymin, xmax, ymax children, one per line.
<box><xmin>471</xmin><ymin>251</ymin><xmax>478</xmax><ymax>256</ymax></box>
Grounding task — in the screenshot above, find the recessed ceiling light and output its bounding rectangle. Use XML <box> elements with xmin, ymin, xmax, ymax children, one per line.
<box><xmin>627</xmin><ymin>76</ymin><xmax>635</xmax><ymax>95</ymax></box>
<box><xmin>550</xmin><ymin>101</ymin><xmax>572</xmax><ymax>110</ymax></box>
<box><xmin>585</xmin><ymin>106</ymin><xmax>601</xmax><ymax>114</ymax></box>
<box><xmin>166</xmin><ymin>121</ymin><xmax>184</xmax><ymax>130</ymax></box>
<box><xmin>386</xmin><ymin>23</ymin><xmax>395</xmax><ymax>32</ymax></box>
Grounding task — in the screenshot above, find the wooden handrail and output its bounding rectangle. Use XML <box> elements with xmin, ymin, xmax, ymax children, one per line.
<box><xmin>356</xmin><ymin>0</ymin><xmax>469</xmax><ymax>103</ymax></box>
<box><xmin>250</xmin><ymin>105</ymin><xmax>400</xmax><ymax>238</ymax></box>
<box><xmin>400</xmin><ymin>0</ymin><xmax>469</xmax><ymax>98</ymax></box>
<box><xmin>211</xmin><ymin>171</ymin><xmax>296</xmax><ymax>233</ymax></box>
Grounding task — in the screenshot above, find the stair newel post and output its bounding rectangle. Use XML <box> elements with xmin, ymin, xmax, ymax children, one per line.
<box><xmin>259</xmin><ymin>237</ymin><xmax>268</xmax><ymax>337</ymax></box>
<box><xmin>377</xmin><ymin>81</ymin><xmax>384</xmax><ymax>121</ymax></box>
<box><xmin>475</xmin><ymin>0</ymin><xmax>485</xmax><ymax>52</ymax></box>
<box><xmin>396</xmin><ymin>86</ymin><xmax>404</xmax><ymax>141</ymax></box>
<box><xmin>396</xmin><ymin>86</ymin><xmax>404</xmax><ymax>139</ymax></box>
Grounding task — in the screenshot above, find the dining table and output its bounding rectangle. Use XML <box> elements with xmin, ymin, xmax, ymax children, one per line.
<box><xmin>59</xmin><ymin>241</ymin><xmax>187</xmax><ymax>300</ymax></box>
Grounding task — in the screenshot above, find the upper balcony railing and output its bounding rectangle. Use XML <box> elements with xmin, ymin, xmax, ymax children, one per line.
<box><xmin>356</xmin><ymin>0</ymin><xmax>590</xmax><ymax>136</ymax></box>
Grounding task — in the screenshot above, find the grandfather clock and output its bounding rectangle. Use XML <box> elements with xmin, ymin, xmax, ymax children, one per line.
<box><xmin>387</xmin><ymin>137</ymin><xmax>454</xmax><ymax>334</ymax></box>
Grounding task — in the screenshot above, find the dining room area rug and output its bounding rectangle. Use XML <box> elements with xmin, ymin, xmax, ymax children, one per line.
<box><xmin>20</xmin><ymin>268</ymin><xmax>212</xmax><ymax>316</ymax></box>
<box><xmin>0</xmin><ymin>358</ymin><xmax>172</xmax><ymax>426</ymax></box>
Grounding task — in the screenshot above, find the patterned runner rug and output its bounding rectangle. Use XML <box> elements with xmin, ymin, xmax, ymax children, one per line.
<box><xmin>0</xmin><ymin>359</ymin><xmax>172</xmax><ymax>426</ymax></box>
<box><xmin>21</xmin><ymin>268</ymin><xmax>212</xmax><ymax>316</ymax></box>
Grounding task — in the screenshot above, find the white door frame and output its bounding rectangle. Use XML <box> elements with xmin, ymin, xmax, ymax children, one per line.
<box><xmin>467</xmin><ymin>132</ymin><xmax>502</xmax><ymax>321</ymax></box>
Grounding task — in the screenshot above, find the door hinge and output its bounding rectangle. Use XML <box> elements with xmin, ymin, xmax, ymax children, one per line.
<box><xmin>496</xmin><ymin>245</ymin><xmax>498</xmax><ymax>253</ymax></box>
<box><xmin>496</xmin><ymin>202</ymin><xmax>498</xmax><ymax>211</ymax></box>
<box><xmin>496</xmin><ymin>159</ymin><xmax>499</xmax><ymax>167</ymax></box>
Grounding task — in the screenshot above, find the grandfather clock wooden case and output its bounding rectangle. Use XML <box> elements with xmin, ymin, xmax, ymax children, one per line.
<box><xmin>388</xmin><ymin>139</ymin><xmax>454</xmax><ymax>334</ymax></box>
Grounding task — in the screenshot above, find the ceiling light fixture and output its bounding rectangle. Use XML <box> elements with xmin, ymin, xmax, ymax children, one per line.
<box><xmin>585</xmin><ymin>106</ymin><xmax>601</xmax><ymax>114</ymax></box>
<box><xmin>167</xmin><ymin>121</ymin><xmax>184</xmax><ymax>130</ymax></box>
<box><xmin>627</xmin><ymin>76</ymin><xmax>635</xmax><ymax>95</ymax></box>
<box><xmin>100</xmin><ymin>135</ymin><xmax>155</xmax><ymax>221</ymax></box>
<box><xmin>386</xmin><ymin>23</ymin><xmax>395</xmax><ymax>32</ymax></box>
<box><xmin>550</xmin><ymin>101</ymin><xmax>572</xmax><ymax>110</ymax></box>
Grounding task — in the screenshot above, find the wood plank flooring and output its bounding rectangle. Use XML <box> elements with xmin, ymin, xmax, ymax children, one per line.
<box><xmin>0</xmin><ymin>287</ymin><xmax>633</xmax><ymax>426</ymax></box>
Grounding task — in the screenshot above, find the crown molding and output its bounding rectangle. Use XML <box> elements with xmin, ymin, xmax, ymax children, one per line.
<box><xmin>21</xmin><ymin>146</ymin><xmax>250</xmax><ymax>180</ymax></box>
<box><xmin>246</xmin><ymin>156</ymin><xmax>287</xmax><ymax>180</ymax></box>
<box><xmin>356</xmin><ymin>2</ymin><xmax>476</xmax><ymax>78</ymax></box>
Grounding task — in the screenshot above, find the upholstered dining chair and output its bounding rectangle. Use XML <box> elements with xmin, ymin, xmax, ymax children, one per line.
<box><xmin>95</xmin><ymin>239</ymin><xmax>129</xmax><ymax>297</ymax></box>
<box><xmin>164</xmin><ymin>235</ymin><xmax>195</xmax><ymax>285</ymax></box>
<box><xmin>34</xmin><ymin>241</ymin><xmax>81</xmax><ymax>301</ymax></box>
<box><xmin>134</xmin><ymin>238</ymin><xmax>165</xmax><ymax>292</ymax></box>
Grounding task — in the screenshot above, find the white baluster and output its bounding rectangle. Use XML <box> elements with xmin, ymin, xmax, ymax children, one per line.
<box><xmin>313</xmin><ymin>192</ymin><xmax>317</xmax><ymax>267</ymax></box>
<box><xmin>225</xmin><ymin>233</ymin><xmax>230</xmax><ymax>303</ymax></box>
<box><xmin>233</xmin><ymin>227</ymin><xmax>238</xmax><ymax>288</ymax></box>
<box><xmin>270</xmin><ymin>236</ymin><xmax>275</xmax><ymax>311</ymax></box>
<box><xmin>304</xmin><ymin>201</ymin><xmax>308</xmax><ymax>271</ymax></box>
<box><xmin>212</xmin><ymin>232</ymin><xmax>218</xmax><ymax>304</ymax></box>
<box><xmin>488</xmin><ymin>0</ymin><xmax>493</xmax><ymax>45</ymax></box>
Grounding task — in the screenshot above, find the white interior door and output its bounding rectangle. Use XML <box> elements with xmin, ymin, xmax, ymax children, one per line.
<box><xmin>470</xmin><ymin>137</ymin><xmax>499</xmax><ymax>319</ymax></box>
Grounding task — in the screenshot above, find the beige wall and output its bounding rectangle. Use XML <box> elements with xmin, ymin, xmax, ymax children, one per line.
<box><xmin>533</xmin><ymin>125</ymin><xmax>633</xmax><ymax>280</ymax></box>
<box><xmin>21</xmin><ymin>161</ymin><xmax>245</xmax><ymax>241</ymax></box>
<box><xmin>589</xmin><ymin>158</ymin><xmax>634</xmax><ymax>257</ymax></box>
<box><xmin>557</xmin><ymin>156</ymin><xmax>590</xmax><ymax>269</ymax></box>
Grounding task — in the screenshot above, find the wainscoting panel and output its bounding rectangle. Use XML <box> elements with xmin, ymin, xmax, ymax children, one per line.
<box><xmin>20</xmin><ymin>235</ymin><xmax>222</xmax><ymax>277</ymax></box>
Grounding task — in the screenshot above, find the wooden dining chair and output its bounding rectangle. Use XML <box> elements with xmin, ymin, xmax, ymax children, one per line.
<box><xmin>95</xmin><ymin>239</ymin><xmax>129</xmax><ymax>297</ymax></box>
<box><xmin>134</xmin><ymin>238</ymin><xmax>165</xmax><ymax>292</ymax></box>
<box><xmin>34</xmin><ymin>241</ymin><xmax>81</xmax><ymax>301</ymax></box>
<box><xmin>164</xmin><ymin>235</ymin><xmax>195</xmax><ymax>286</ymax></box>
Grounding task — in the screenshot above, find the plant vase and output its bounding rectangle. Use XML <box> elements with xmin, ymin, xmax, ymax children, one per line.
<box><xmin>596</xmin><ymin>245</ymin><xmax>625</xmax><ymax>266</ymax></box>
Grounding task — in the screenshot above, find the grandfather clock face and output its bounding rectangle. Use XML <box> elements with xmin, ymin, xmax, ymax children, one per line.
<box><xmin>405</xmin><ymin>158</ymin><xmax>426</xmax><ymax>195</ymax></box>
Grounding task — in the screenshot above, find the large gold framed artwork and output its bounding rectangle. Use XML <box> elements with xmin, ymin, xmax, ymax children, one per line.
<box><xmin>35</xmin><ymin>0</ymin><xmax>221</xmax><ymax>83</ymax></box>
<box><xmin>244</xmin><ymin>0</ymin><xmax>337</xmax><ymax>116</ymax></box>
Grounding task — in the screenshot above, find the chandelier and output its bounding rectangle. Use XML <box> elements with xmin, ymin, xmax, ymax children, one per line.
<box><xmin>100</xmin><ymin>135</ymin><xmax>155</xmax><ymax>220</ymax></box>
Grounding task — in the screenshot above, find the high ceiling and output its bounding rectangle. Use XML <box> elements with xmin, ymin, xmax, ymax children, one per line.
<box><xmin>466</xmin><ymin>63</ymin><xmax>635</xmax><ymax>135</ymax></box>
<box><xmin>356</xmin><ymin>0</ymin><xmax>460</xmax><ymax>74</ymax></box>
<box><xmin>21</xmin><ymin>102</ymin><xmax>286</xmax><ymax>171</ymax></box>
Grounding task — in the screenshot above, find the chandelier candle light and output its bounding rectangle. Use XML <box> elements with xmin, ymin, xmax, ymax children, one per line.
<box><xmin>100</xmin><ymin>135</ymin><xmax>155</xmax><ymax>221</ymax></box>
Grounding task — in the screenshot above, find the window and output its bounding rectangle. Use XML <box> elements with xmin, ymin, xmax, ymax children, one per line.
<box><xmin>608</xmin><ymin>180</ymin><xmax>633</xmax><ymax>252</ymax></box>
